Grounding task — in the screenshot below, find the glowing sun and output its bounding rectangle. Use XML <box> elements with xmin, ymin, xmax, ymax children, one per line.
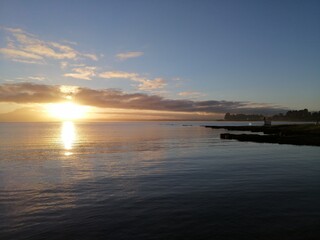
<box><xmin>46</xmin><ymin>102</ymin><xmax>88</xmax><ymax>120</ymax></box>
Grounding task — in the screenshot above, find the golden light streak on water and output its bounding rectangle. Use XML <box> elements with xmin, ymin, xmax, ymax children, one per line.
<box><xmin>61</xmin><ymin>121</ymin><xmax>75</xmax><ymax>155</ymax></box>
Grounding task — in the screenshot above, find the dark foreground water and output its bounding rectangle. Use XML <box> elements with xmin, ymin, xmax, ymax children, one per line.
<box><xmin>0</xmin><ymin>122</ymin><xmax>320</xmax><ymax>240</ymax></box>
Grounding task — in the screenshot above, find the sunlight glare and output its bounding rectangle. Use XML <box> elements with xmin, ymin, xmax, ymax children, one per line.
<box><xmin>61</xmin><ymin>121</ymin><xmax>75</xmax><ymax>155</ymax></box>
<box><xmin>47</xmin><ymin>102</ymin><xmax>88</xmax><ymax>120</ymax></box>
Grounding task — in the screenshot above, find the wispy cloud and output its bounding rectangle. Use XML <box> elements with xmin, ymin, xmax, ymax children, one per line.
<box><xmin>179</xmin><ymin>91</ymin><xmax>205</xmax><ymax>98</ymax></box>
<box><xmin>82</xmin><ymin>53</ymin><xmax>98</xmax><ymax>61</ymax></box>
<box><xmin>116</xmin><ymin>51</ymin><xmax>144</xmax><ymax>60</ymax></box>
<box><xmin>3</xmin><ymin>27</ymin><xmax>25</xmax><ymax>34</ymax></box>
<box><xmin>0</xmin><ymin>48</ymin><xmax>43</xmax><ymax>62</ymax></box>
<box><xmin>99</xmin><ymin>71</ymin><xmax>138</xmax><ymax>79</ymax></box>
<box><xmin>61</xmin><ymin>39</ymin><xmax>78</xmax><ymax>46</ymax></box>
<box><xmin>64</xmin><ymin>66</ymin><xmax>96</xmax><ymax>80</ymax></box>
<box><xmin>1</xmin><ymin>27</ymin><xmax>169</xmax><ymax>92</ymax></box>
<box><xmin>0</xmin><ymin>83</ymin><xmax>287</xmax><ymax>115</ymax></box>
<box><xmin>28</xmin><ymin>76</ymin><xmax>45</xmax><ymax>81</ymax></box>
<box><xmin>137</xmin><ymin>78</ymin><xmax>166</xmax><ymax>91</ymax></box>
<box><xmin>16</xmin><ymin>76</ymin><xmax>46</xmax><ymax>81</ymax></box>
<box><xmin>0</xmin><ymin>27</ymin><xmax>98</xmax><ymax>63</ymax></box>
<box><xmin>99</xmin><ymin>71</ymin><xmax>166</xmax><ymax>90</ymax></box>
<box><xmin>60</xmin><ymin>61</ymin><xmax>68</xmax><ymax>69</ymax></box>
<box><xmin>11</xmin><ymin>58</ymin><xmax>45</xmax><ymax>64</ymax></box>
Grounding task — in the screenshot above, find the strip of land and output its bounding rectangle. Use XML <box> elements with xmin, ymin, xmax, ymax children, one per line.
<box><xmin>204</xmin><ymin>124</ymin><xmax>320</xmax><ymax>146</ymax></box>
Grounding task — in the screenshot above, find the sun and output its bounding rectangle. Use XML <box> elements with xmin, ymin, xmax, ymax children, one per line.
<box><xmin>46</xmin><ymin>102</ymin><xmax>88</xmax><ymax>120</ymax></box>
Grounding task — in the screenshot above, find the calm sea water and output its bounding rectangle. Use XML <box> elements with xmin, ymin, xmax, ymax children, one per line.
<box><xmin>0</xmin><ymin>121</ymin><xmax>320</xmax><ymax>240</ymax></box>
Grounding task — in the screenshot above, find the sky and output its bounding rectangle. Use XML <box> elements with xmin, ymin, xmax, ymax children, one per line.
<box><xmin>0</xmin><ymin>0</ymin><xmax>319</xmax><ymax>121</ymax></box>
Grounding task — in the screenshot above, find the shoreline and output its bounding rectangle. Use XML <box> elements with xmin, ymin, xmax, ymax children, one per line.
<box><xmin>204</xmin><ymin>124</ymin><xmax>320</xmax><ymax>147</ymax></box>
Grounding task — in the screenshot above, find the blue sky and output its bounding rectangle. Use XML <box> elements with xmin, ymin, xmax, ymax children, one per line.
<box><xmin>0</xmin><ymin>0</ymin><xmax>319</xmax><ymax>120</ymax></box>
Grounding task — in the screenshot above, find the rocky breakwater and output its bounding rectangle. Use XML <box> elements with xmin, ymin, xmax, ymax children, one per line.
<box><xmin>205</xmin><ymin>124</ymin><xmax>320</xmax><ymax>146</ymax></box>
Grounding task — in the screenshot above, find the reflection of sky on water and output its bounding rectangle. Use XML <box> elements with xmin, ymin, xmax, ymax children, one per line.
<box><xmin>0</xmin><ymin>122</ymin><xmax>180</xmax><ymax>191</ymax></box>
<box><xmin>0</xmin><ymin>122</ymin><xmax>227</xmax><ymax>194</ymax></box>
<box><xmin>0</xmin><ymin>122</ymin><xmax>176</xmax><ymax>228</ymax></box>
<box><xmin>1</xmin><ymin>122</ymin><xmax>320</xmax><ymax>239</ymax></box>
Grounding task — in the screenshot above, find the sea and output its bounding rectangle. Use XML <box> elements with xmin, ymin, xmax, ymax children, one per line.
<box><xmin>0</xmin><ymin>121</ymin><xmax>319</xmax><ymax>240</ymax></box>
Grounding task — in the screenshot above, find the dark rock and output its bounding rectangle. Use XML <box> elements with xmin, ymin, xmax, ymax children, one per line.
<box><xmin>205</xmin><ymin>124</ymin><xmax>320</xmax><ymax>146</ymax></box>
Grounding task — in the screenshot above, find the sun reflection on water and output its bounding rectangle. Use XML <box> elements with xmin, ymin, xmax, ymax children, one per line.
<box><xmin>61</xmin><ymin>121</ymin><xmax>76</xmax><ymax>155</ymax></box>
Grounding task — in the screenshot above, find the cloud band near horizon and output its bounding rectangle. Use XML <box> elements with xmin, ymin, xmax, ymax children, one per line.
<box><xmin>0</xmin><ymin>83</ymin><xmax>287</xmax><ymax>115</ymax></box>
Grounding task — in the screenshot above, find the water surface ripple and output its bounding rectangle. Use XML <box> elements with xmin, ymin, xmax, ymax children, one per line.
<box><xmin>1</xmin><ymin>122</ymin><xmax>319</xmax><ymax>239</ymax></box>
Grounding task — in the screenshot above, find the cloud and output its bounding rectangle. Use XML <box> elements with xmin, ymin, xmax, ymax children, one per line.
<box><xmin>82</xmin><ymin>53</ymin><xmax>98</xmax><ymax>61</ymax></box>
<box><xmin>64</xmin><ymin>66</ymin><xmax>96</xmax><ymax>80</ymax></box>
<box><xmin>0</xmin><ymin>83</ymin><xmax>287</xmax><ymax>115</ymax></box>
<box><xmin>0</xmin><ymin>83</ymin><xmax>65</xmax><ymax>103</ymax></box>
<box><xmin>99</xmin><ymin>71</ymin><xmax>138</xmax><ymax>79</ymax></box>
<box><xmin>28</xmin><ymin>76</ymin><xmax>45</xmax><ymax>81</ymax></box>
<box><xmin>3</xmin><ymin>27</ymin><xmax>25</xmax><ymax>34</ymax></box>
<box><xmin>0</xmin><ymin>48</ymin><xmax>43</xmax><ymax>61</ymax></box>
<box><xmin>61</xmin><ymin>39</ymin><xmax>78</xmax><ymax>46</ymax></box>
<box><xmin>1</xmin><ymin>27</ymin><xmax>164</xmax><ymax>91</ymax></box>
<box><xmin>116</xmin><ymin>51</ymin><xmax>144</xmax><ymax>60</ymax></box>
<box><xmin>59</xmin><ymin>85</ymin><xmax>79</xmax><ymax>94</ymax></box>
<box><xmin>179</xmin><ymin>91</ymin><xmax>205</xmax><ymax>98</ymax></box>
<box><xmin>11</xmin><ymin>58</ymin><xmax>45</xmax><ymax>64</ymax></box>
<box><xmin>137</xmin><ymin>78</ymin><xmax>166</xmax><ymax>90</ymax></box>
<box><xmin>60</xmin><ymin>61</ymin><xmax>68</xmax><ymax>69</ymax></box>
<box><xmin>99</xmin><ymin>71</ymin><xmax>166</xmax><ymax>90</ymax></box>
<box><xmin>23</xmin><ymin>43</ymin><xmax>77</xmax><ymax>60</ymax></box>
<box><xmin>16</xmin><ymin>76</ymin><xmax>46</xmax><ymax>81</ymax></box>
<box><xmin>0</xmin><ymin>27</ymin><xmax>98</xmax><ymax>63</ymax></box>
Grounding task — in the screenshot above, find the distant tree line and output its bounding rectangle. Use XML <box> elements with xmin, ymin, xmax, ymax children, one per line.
<box><xmin>272</xmin><ymin>109</ymin><xmax>320</xmax><ymax>121</ymax></box>
<box><xmin>224</xmin><ymin>113</ymin><xmax>265</xmax><ymax>121</ymax></box>
<box><xmin>224</xmin><ymin>109</ymin><xmax>320</xmax><ymax>121</ymax></box>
